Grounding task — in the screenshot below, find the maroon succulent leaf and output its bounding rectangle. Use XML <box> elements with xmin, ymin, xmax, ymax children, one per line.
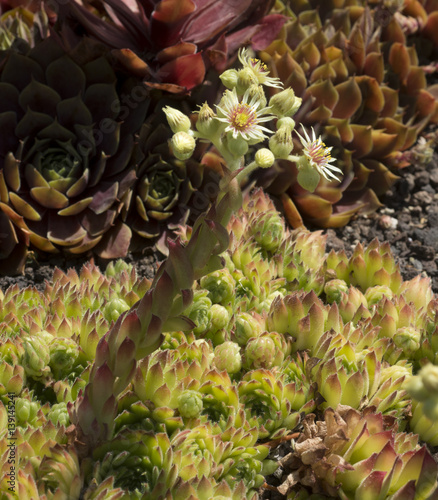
<box><xmin>56</xmin><ymin>0</ymin><xmax>282</xmax><ymax>90</ymax></box>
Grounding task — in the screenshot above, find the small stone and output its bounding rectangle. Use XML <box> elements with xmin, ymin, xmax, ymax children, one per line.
<box><xmin>400</xmin><ymin>174</ymin><xmax>416</xmax><ymax>194</ymax></box>
<box><xmin>378</xmin><ymin>215</ymin><xmax>398</xmax><ymax>229</ymax></box>
<box><xmin>412</xmin><ymin>190</ymin><xmax>433</xmax><ymax>206</ymax></box>
<box><xmin>427</xmin><ymin>210</ymin><xmax>438</xmax><ymax>228</ymax></box>
<box><xmin>430</xmin><ymin>169</ymin><xmax>438</xmax><ymax>188</ymax></box>
<box><xmin>381</xmin><ymin>207</ymin><xmax>395</xmax><ymax>215</ymax></box>
<box><xmin>422</xmin><ymin>228</ymin><xmax>438</xmax><ymax>251</ymax></box>
<box><xmin>409</xmin><ymin>257</ymin><xmax>423</xmax><ymax>271</ymax></box>
<box><xmin>414</xmin><ymin>170</ymin><xmax>430</xmax><ymax>188</ymax></box>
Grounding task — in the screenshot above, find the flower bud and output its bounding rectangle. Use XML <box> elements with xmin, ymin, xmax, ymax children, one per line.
<box><xmin>236</xmin><ymin>67</ymin><xmax>258</xmax><ymax>94</ymax></box>
<box><xmin>213</xmin><ymin>341</ymin><xmax>242</xmax><ymax>374</ymax></box>
<box><xmin>324</xmin><ymin>279</ymin><xmax>349</xmax><ymax>304</ymax></box>
<box><xmin>226</xmin><ymin>133</ymin><xmax>249</xmax><ymax>157</ymax></box>
<box><xmin>269</xmin><ymin>88</ymin><xmax>302</xmax><ymax>117</ymax></box>
<box><xmin>163</xmin><ymin>106</ymin><xmax>192</xmax><ymax>134</ymax></box>
<box><xmin>220</xmin><ymin>68</ymin><xmax>239</xmax><ymax>89</ymax></box>
<box><xmin>296</xmin><ymin>157</ymin><xmax>320</xmax><ymax>192</ymax></box>
<box><xmin>171</xmin><ymin>131</ymin><xmax>196</xmax><ymax>161</ymax></box>
<box><xmin>246</xmin><ymin>84</ymin><xmax>267</xmax><ymax>108</ymax></box>
<box><xmin>269</xmin><ymin>126</ymin><xmax>294</xmax><ymax>159</ymax></box>
<box><xmin>255</xmin><ymin>148</ymin><xmax>275</xmax><ymax>168</ymax></box>
<box><xmin>178</xmin><ymin>390</ymin><xmax>203</xmax><ymax>418</ymax></box>
<box><xmin>195</xmin><ymin>102</ymin><xmax>219</xmax><ymax>137</ymax></box>
<box><xmin>276</xmin><ymin>117</ymin><xmax>295</xmax><ymax>131</ymax></box>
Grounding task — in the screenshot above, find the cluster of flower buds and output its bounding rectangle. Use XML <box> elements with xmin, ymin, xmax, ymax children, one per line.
<box><xmin>163</xmin><ymin>48</ymin><xmax>341</xmax><ymax>192</ymax></box>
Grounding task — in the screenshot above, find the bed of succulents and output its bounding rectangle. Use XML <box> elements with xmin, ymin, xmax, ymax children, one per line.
<box><xmin>1</xmin><ymin>0</ymin><xmax>438</xmax><ymax>499</ymax></box>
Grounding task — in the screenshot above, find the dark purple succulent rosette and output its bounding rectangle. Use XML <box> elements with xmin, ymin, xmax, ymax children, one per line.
<box><xmin>0</xmin><ymin>36</ymin><xmax>150</xmax><ymax>269</ymax></box>
<box><xmin>55</xmin><ymin>0</ymin><xmax>284</xmax><ymax>92</ymax></box>
<box><xmin>128</xmin><ymin>119</ymin><xmax>209</xmax><ymax>255</ymax></box>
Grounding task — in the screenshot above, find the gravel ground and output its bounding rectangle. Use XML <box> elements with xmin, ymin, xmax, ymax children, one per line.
<box><xmin>325</xmin><ymin>139</ymin><xmax>438</xmax><ymax>293</ymax></box>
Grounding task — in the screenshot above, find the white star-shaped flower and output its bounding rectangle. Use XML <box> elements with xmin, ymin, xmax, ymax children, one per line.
<box><xmin>295</xmin><ymin>126</ymin><xmax>343</xmax><ymax>182</ymax></box>
<box><xmin>216</xmin><ymin>88</ymin><xmax>274</xmax><ymax>142</ymax></box>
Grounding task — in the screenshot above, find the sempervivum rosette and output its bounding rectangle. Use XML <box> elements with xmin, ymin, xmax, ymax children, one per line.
<box><xmin>0</xmin><ymin>36</ymin><xmax>149</xmax><ymax>272</ymax></box>
<box><xmin>128</xmin><ymin>118</ymin><xmax>208</xmax><ymax>253</ymax></box>
<box><xmin>55</xmin><ymin>0</ymin><xmax>283</xmax><ymax>92</ymax></box>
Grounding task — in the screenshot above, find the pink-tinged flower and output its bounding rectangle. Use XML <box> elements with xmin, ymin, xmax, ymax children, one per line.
<box><xmin>237</xmin><ymin>48</ymin><xmax>283</xmax><ymax>89</ymax></box>
<box><xmin>296</xmin><ymin>126</ymin><xmax>343</xmax><ymax>182</ymax></box>
<box><xmin>216</xmin><ymin>88</ymin><xmax>273</xmax><ymax>142</ymax></box>
<box><xmin>56</xmin><ymin>0</ymin><xmax>284</xmax><ymax>91</ymax></box>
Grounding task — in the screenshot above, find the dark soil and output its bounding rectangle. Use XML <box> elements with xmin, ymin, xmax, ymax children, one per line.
<box><xmin>0</xmin><ymin>248</ymin><xmax>163</xmax><ymax>292</ymax></box>
<box><xmin>325</xmin><ymin>134</ymin><xmax>438</xmax><ymax>294</ymax></box>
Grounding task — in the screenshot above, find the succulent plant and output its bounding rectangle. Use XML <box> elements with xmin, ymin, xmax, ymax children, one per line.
<box><xmin>405</xmin><ymin>364</ymin><xmax>438</xmax><ymax>421</ymax></box>
<box><xmin>4</xmin><ymin>38</ymin><xmax>438</xmax><ymax>499</ymax></box>
<box><xmin>326</xmin><ymin>238</ymin><xmax>403</xmax><ymax>293</ymax></box>
<box><xmin>167</xmin><ymin>475</ymin><xmax>258</xmax><ymax>500</ymax></box>
<box><xmin>410</xmin><ymin>400</ymin><xmax>438</xmax><ymax>447</ymax></box>
<box><xmin>0</xmin><ymin>36</ymin><xmax>151</xmax><ymax>273</ymax></box>
<box><xmin>0</xmin><ymin>5</ymin><xmax>49</xmax><ymax>49</ymax></box>
<box><xmin>171</xmin><ymin>421</ymin><xmax>268</xmax><ymax>493</ymax></box>
<box><xmin>243</xmin><ymin>331</ymin><xmax>292</xmax><ymax>370</ymax></box>
<box><xmin>255</xmin><ymin>1</ymin><xmax>438</xmax><ymax>228</ymax></box>
<box><xmin>213</xmin><ymin>340</ymin><xmax>242</xmax><ymax>374</ymax></box>
<box><xmin>238</xmin><ymin>366</ymin><xmax>316</xmax><ymax>440</ymax></box>
<box><xmin>91</xmin><ymin>429</ymin><xmax>178</xmax><ymax>496</ymax></box>
<box><xmin>278</xmin><ymin>405</ymin><xmax>438</xmax><ymax>498</ymax></box>
<box><xmin>128</xmin><ymin>347</ymin><xmax>210</xmax><ymax>432</ymax></box>
<box><xmin>0</xmin><ymin>418</ymin><xmax>69</xmax><ymax>494</ymax></box>
<box><xmin>127</xmin><ymin>117</ymin><xmax>212</xmax><ymax>253</ymax></box>
<box><xmin>267</xmin><ymin>290</ymin><xmax>343</xmax><ymax>353</ymax></box>
<box><xmin>56</xmin><ymin>0</ymin><xmax>282</xmax><ymax>91</ymax></box>
<box><xmin>38</xmin><ymin>444</ymin><xmax>83</xmax><ymax>498</ymax></box>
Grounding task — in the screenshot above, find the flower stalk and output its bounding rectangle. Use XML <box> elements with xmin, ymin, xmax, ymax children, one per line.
<box><xmin>68</xmin><ymin>48</ymin><xmax>306</xmax><ymax>453</ymax></box>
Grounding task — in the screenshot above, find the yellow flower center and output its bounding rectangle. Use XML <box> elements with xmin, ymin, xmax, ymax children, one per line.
<box><xmin>250</xmin><ymin>57</ymin><xmax>268</xmax><ymax>72</ymax></box>
<box><xmin>307</xmin><ymin>140</ymin><xmax>331</xmax><ymax>166</ymax></box>
<box><xmin>231</xmin><ymin>103</ymin><xmax>256</xmax><ymax>131</ymax></box>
